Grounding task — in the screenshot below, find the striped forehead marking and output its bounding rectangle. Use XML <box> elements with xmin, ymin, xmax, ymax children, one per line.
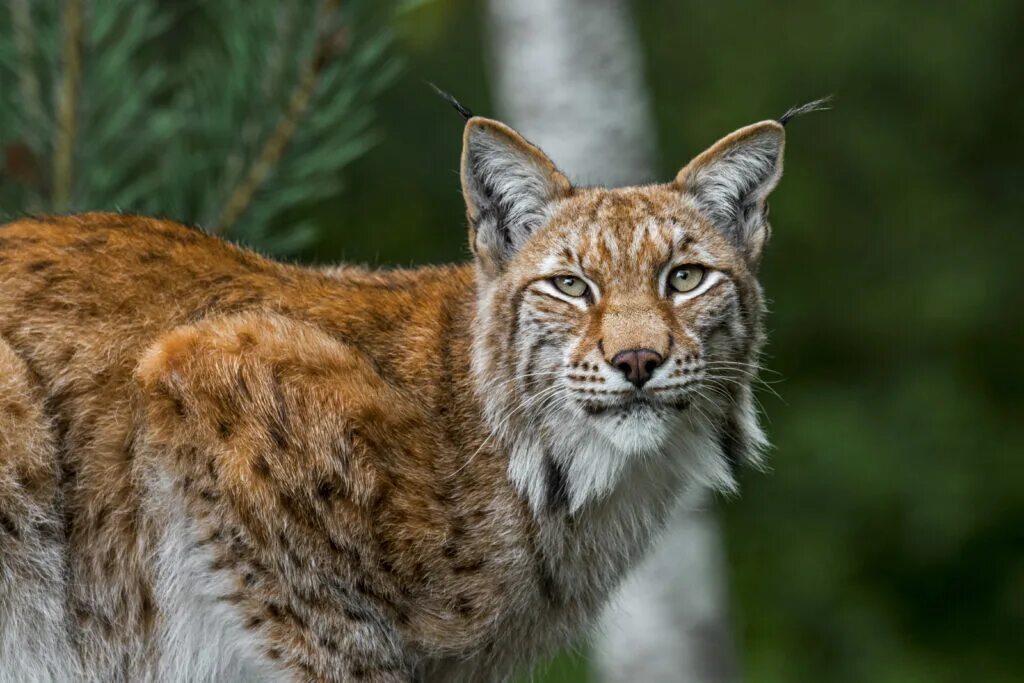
<box><xmin>627</xmin><ymin>217</ymin><xmax>671</xmax><ymax>260</ymax></box>
<box><xmin>568</xmin><ymin>218</ymin><xmax>683</xmax><ymax>274</ymax></box>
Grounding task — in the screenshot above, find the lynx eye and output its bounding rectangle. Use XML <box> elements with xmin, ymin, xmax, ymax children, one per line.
<box><xmin>668</xmin><ymin>265</ymin><xmax>705</xmax><ymax>294</ymax></box>
<box><xmin>551</xmin><ymin>275</ymin><xmax>588</xmax><ymax>298</ymax></box>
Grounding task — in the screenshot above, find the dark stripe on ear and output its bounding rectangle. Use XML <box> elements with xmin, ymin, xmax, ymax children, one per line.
<box><xmin>778</xmin><ymin>96</ymin><xmax>833</xmax><ymax>126</ymax></box>
<box><xmin>428</xmin><ymin>82</ymin><xmax>474</xmax><ymax>122</ymax></box>
<box><xmin>544</xmin><ymin>451</ymin><xmax>570</xmax><ymax>512</ymax></box>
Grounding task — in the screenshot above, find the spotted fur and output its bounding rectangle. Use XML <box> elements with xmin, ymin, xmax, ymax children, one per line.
<box><xmin>0</xmin><ymin>112</ymin><xmax>786</xmax><ymax>681</ymax></box>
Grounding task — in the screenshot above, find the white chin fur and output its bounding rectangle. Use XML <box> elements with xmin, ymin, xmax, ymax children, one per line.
<box><xmin>506</xmin><ymin>404</ymin><xmax>730</xmax><ymax>516</ymax></box>
<box><xmin>589</xmin><ymin>406</ymin><xmax>676</xmax><ymax>455</ymax></box>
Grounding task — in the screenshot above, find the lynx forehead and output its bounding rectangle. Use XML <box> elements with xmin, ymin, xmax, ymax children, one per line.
<box><xmin>0</xmin><ymin>99</ymin><xmax>819</xmax><ymax>680</ymax></box>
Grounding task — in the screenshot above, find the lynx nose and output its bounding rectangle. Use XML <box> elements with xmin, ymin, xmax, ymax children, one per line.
<box><xmin>610</xmin><ymin>349</ymin><xmax>664</xmax><ymax>388</ymax></box>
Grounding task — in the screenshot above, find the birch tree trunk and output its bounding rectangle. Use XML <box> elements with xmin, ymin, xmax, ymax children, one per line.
<box><xmin>485</xmin><ymin>1</ymin><xmax>739</xmax><ymax>681</ymax></box>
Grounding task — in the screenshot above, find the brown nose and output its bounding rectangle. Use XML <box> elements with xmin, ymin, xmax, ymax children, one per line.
<box><xmin>610</xmin><ymin>348</ymin><xmax>664</xmax><ymax>388</ymax></box>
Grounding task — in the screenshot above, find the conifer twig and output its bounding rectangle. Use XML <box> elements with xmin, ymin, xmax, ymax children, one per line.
<box><xmin>10</xmin><ymin>0</ymin><xmax>47</xmax><ymax>150</ymax></box>
<box><xmin>213</xmin><ymin>0</ymin><xmax>346</xmax><ymax>236</ymax></box>
<box><xmin>53</xmin><ymin>0</ymin><xmax>83</xmax><ymax>211</ymax></box>
<box><xmin>263</xmin><ymin>3</ymin><xmax>299</xmax><ymax>99</ymax></box>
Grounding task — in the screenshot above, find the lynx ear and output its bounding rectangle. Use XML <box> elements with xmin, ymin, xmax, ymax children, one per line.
<box><xmin>675</xmin><ymin>121</ymin><xmax>785</xmax><ymax>264</ymax></box>
<box><xmin>461</xmin><ymin>117</ymin><xmax>571</xmax><ymax>270</ymax></box>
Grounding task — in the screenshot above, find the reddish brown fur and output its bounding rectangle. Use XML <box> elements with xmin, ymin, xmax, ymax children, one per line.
<box><xmin>0</xmin><ymin>214</ymin><xmax>530</xmax><ymax>679</ymax></box>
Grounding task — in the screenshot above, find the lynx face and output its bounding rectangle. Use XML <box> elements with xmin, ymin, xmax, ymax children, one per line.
<box><xmin>463</xmin><ymin>117</ymin><xmax>781</xmax><ymax>510</ymax></box>
<box><xmin>506</xmin><ymin>187</ymin><xmax>755</xmax><ymax>453</ymax></box>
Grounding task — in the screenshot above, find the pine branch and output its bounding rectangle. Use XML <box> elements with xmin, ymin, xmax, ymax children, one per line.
<box><xmin>216</xmin><ymin>2</ymin><xmax>298</xmax><ymax>223</ymax></box>
<box><xmin>213</xmin><ymin>0</ymin><xmax>347</xmax><ymax>236</ymax></box>
<box><xmin>9</xmin><ymin>0</ymin><xmax>47</xmax><ymax>151</ymax></box>
<box><xmin>53</xmin><ymin>0</ymin><xmax>83</xmax><ymax>211</ymax></box>
<box><xmin>262</xmin><ymin>3</ymin><xmax>299</xmax><ymax>100</ymax></box>
<box><xmin>0</xmin><ymin>0</ymin><xmax>395</xmax><ymax>243</ymax></box>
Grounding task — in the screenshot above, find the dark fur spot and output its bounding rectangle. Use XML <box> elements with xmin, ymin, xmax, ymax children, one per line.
<box><xmin>343</xmin><ymin>605</ymin><xmax>371</xmax><ymax>622</ymax></box>
<box><xmin>537</xmin><ymin>566</ymin><xmax>560</xmax><ymax>607</ymax></box>
<box><xmin>28</xmin><ymin>259</ymin><xmax>54</xmax><ymax>272</ymax></box>
<box><xmin>717</xmin><ymin>422</ymin><xmax>743</xmax><ymax>477</ymax></box>
<box><xmin>265</xmin><ymin>602</ymin><xmax>284</xmax><ymax>621</ymax></box>
<box><xmin>326</xmin><ymin>535</ymin><xmax>360</xmax><ymax>565</ymax></box>
<box><xmin>544</xmin><ymin>453</ymin><xmax>570</xmax><ymax>512</ymax></box>
<box><xmin>0</xmin><ymin>513</ymin><xmax>20</xmax><ymax>539</ymax></box>
<box><xmin>453</xmin><ymin>557</ymin><xmax>485</xmax><ymax>574</ymax></box>
<box><xmin>138</xmin><ymin>251</ymin><xmax>169</xmax><ymax>264</ymax></box>
<box><xmin>278</xmin><ymin>491</ymin><xmax>313</xmax><ymax>525</ymax></box>
<box><xmin>454</xmin><ymin>595</ymin><xmax>475</xmax><ymax>617</ymax></box>
<box><xmin>94</xmin><ymin>505</ymin><xmax>110</xmax><ymax>530</ymax></box>
<box><xmin>268</xmin><ymin>377</ymin><xmax>289</xmax><ymax>450</ymax></box>
<box><xmin>253</xmin><ymin>454</ymin><xmax>271</xmax><ymax>478</ymax></box>
<box><xmin>236</xmin><ymin>332</ymin><xmax>256</xmax><ymax>349</ymax></box>
<box><xmin>366</xmin><ymin>484</ymin><xmax>390</xmax><ymax>514</ymax></box>
<box><xmin>316</xmin><ymin>480</ymin><xmax>336</xmax><ymax>500</ymax></box>
<box><xmin>506</xmin><ymin>286</ymin><xmax>530</xmax><ymax>359</ymax></box>
<box><xmin>2</xmin><ymin>400</ymin><xmax>26</xmax><ymax>419</ymax></box>
<box><xmin>268</xmin><ymin>424</ymin><xmax>287</xmax><ymax>451</ymax></box>
<box><xmin>139</xmin><ymin>582</ymin><xmax>156</xmax><ymax>631</ymax></box>
<box><xmin>282</xmin><ymin>603</ymin><xmax>307</xmax><ymax>629</ymax></box>
<box><xmin>209</xmin><ymin>556</ymin><xmax>230</xmax><ymax>572</ymax></box>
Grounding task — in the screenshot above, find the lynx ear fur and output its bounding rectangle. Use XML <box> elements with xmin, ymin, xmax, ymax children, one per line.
<box><xmin>674</xmin><ymin>121</ymin><xmax>785</xmax><ymax>265</ymax></box>
<box><xmin>460</xmin><ymin>118</ymin><xmax>571</xmax><ymax>271</ymax></box>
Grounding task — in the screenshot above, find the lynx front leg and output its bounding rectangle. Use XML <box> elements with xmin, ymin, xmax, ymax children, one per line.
<box><xmin>0</xmin><ymin>338</ymin><xmax>77</xmax><ymax>681</ymax></box>
<box><xmin>135</xmin><ymin>312</ymin><xmax>418</xmax><ymax>682</ymax></box>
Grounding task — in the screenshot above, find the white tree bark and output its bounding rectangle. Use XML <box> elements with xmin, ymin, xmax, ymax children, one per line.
<box><xmin>485</xmin><ymin>1</ymin><xmax>739</xmax><ymax>681</ymax></box>
<box><xmin>486</xmin><ymin>0</ymin><xmax>653</xmax><ymax>187</ymax></box>
<box><xmin>594</xmin><ymin>490</ymin><xmax>739</xmax><ymax>682</ymax></box>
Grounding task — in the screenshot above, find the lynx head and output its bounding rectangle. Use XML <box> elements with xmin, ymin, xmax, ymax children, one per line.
<box><xmin>461</xmin><ymin>109</ymin><xmax>799</xmax><ymax>513</ymax></box>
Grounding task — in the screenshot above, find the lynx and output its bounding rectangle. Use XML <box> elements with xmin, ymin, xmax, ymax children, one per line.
<box><xmin>0</xmin><ymin>101</ymin><xmax>815</xmax><ymax>681</ymax></box>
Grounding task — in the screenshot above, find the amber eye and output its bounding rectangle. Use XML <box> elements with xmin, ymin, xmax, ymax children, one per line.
<box><xmin>668</xmin><ymin>265</ymin><xmax>706</xmax><ymax>294</ymax></box>
<box><xmin>552</xmin><ymin>275</ymin><xmax>588</xmax><ymax>298</ymax></box>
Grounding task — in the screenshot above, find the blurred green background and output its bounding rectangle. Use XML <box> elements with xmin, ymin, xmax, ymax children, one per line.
<box><xmin>2</xmin><ymin>1</ymin><xmax>1022</xmax><ymax>681</ymax></box>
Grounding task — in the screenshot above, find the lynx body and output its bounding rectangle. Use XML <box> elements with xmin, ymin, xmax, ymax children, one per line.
<box><xmin>0</xmin><ymin>113</ymin><xmax>790</xmax><ymax>681</ymax></box>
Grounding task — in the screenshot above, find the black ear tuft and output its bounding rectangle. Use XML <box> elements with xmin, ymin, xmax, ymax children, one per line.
<box><xmin>778</xmin><ymin>96</ymin><xmax>833</xmax><ymax>126</ymax></box>
<box><xmin>428</xmin><ymin>82</ymin><xmax>474</xmax><ymax>122</ymax></box>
